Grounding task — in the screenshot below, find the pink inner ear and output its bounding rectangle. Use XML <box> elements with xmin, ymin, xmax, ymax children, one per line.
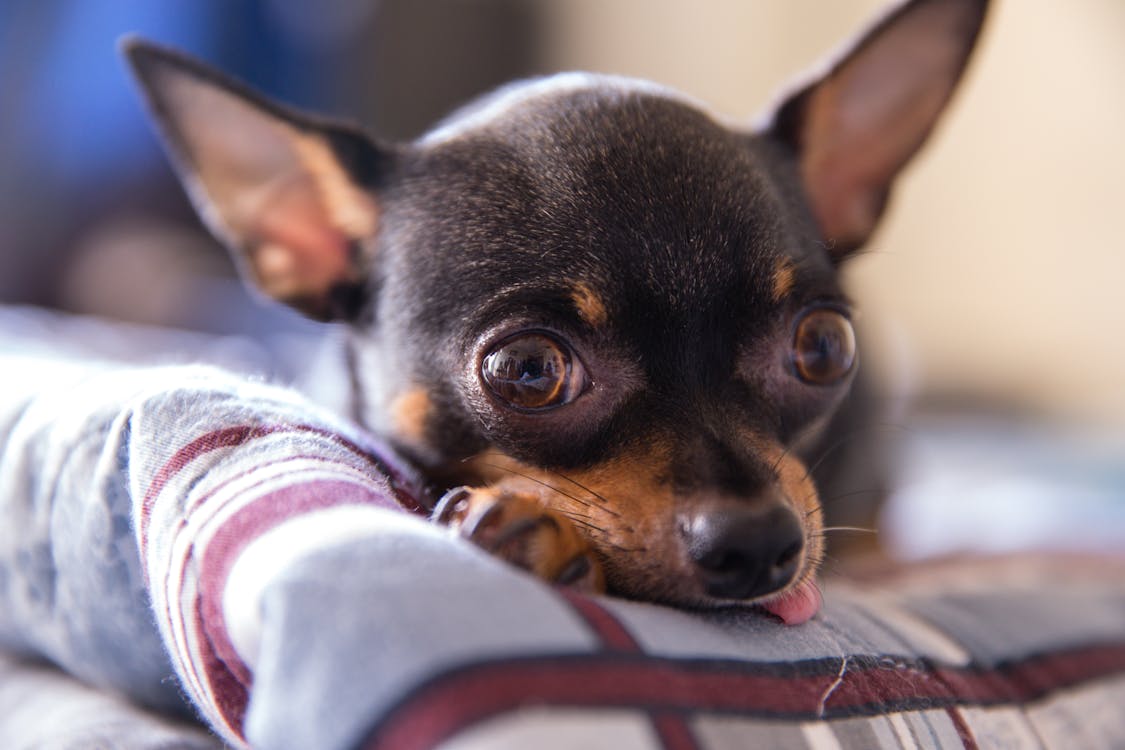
<box><xmin>249</xmin><ymin>175</ymin><xmax>353</xmax><ymax>302</ymax></box>
<box><xmin>792</xmin><ymin>0</ymin><xmax>987</xmax><ymax>254</ymax></box>
<box><xmin>800</xmin><ymin>66</ymin><xmax>951</xmax><ymax>251</ymax></box>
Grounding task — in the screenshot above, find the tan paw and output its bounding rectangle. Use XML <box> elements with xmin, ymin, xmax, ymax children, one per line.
<box><xmin>432</xmin><ymin>486</ymin><xmax>604</xmax><ymax>593</ymax></box>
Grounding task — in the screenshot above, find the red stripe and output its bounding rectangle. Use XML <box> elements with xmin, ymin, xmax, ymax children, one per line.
<box><xmin>364</xmin><ymin>658</ymin><xmax>835</xmax><ymax>750</ymax></box>
<box><xmin>164</xmin><ymin>458</ymin><xmax>399</xmax><ymax>695</ymax></box>
<box><xmin>556</xmin><ymin>591</ymin><xmax>698</xmax><ymax>749</ymax></box>
<box><xmin>191</xmin><ymin>478</ymin><xmax>397</xmax><ymax>735</ymax></box>
<box><xmin>558</xmin><ymin>591</ymin><xmax>705</xmax><ymax>749</ymax></box>
<box><xmin>361</xmin><ymin>643</ymin><xmax>1125</xmax><ymax>750</ymax></box>
<box><xmin>142</xmin><ymin>425</ymin><xmax>271</xmax><ymax>557</ymax></box>
<box><xmin>183</xmin><ymin>454</ymin><xmax>378</xmax><ymax>516</ymax></box>
<box><xmin>140</xmin><ymin>423</ymin><xmax>424</xmax><ymax>558</ymax></box>
<box><xmin>192</xmin><ymin>602</ymin><xmax>249</xmax><ymax>736</ymax></box>
<box><xmin>651</xmin><ymin>712</ymin><xmax>700</xmax><ymax>750</ymax></box>
<box><xmin>558</xmin><ymin>590</ymin><xmax>642</xmax><ymax>652</ymax></box>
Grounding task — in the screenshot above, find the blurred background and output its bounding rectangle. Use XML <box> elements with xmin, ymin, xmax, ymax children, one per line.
<box><xmin>1</xmin><ymin>0</ymin><xmax>1122</xmax><ymax>560</ymax></box>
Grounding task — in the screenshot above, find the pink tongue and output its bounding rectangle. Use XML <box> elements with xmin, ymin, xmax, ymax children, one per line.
<box><xmin>760</xmin><ymin>580</ymin><xmax>822</xmax><ymax>625</ymax></box>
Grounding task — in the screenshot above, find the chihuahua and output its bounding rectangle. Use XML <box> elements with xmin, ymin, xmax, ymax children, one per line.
<box><xmin>123</xmin><ymin>0</ymin><xmax>988</xmax><ymax>625</ymax></box>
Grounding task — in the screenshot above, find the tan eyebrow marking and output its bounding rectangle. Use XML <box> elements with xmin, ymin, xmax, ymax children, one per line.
<box><xmin>571</xmin><ymin>282</ymin><xmax>609</xmax><ymax>328</ymax></box>
<box><xmin>390</xmin><ymin>387</ymin><xmax>431</xmax><ymax>443</ymax></box>
<box><xmin>771</xmin><ymin>258</ymin><xmax>797</xmax><ymax>303</ymax></box>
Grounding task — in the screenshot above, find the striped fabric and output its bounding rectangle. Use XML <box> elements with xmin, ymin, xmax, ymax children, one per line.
<box><xmin>1</xmin><ymin>324</ymin><xmax>1124</xmax><ymax>749</ymax></box>
<box><xmin>139</xmin><ymin>421</ymin><xmax>424</xmax><ymax>742</ymax></box>
<box><xmin>353</xmin><ymin>560</ymin><xmax>1125</xmax><ymax>750</ymax></box>
<box><xmin>277</xmin><ymin>553</ymin><xmax>1125</xmax><ymax>750</ymax></box>
<box><xmin>0</xmin><ymin>354</ymin><xmax>428</xmax><ymax>747</ymax></box>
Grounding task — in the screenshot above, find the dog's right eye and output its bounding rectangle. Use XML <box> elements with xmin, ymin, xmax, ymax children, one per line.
<box><xmin>481</xmin><ymin>333</ymin><xmax>587</xmax><ymax>410</ymax></box>
<box><xmin>791</xmin><ymin>309</ymin><xmax>856</xmax><ymax>385</ymax></box>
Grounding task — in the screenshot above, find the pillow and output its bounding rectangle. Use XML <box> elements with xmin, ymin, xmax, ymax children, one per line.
<box><xmin>248</xmin><ymin>543</ymin><xmax>1125</xmax><ymax>750</ymax></box>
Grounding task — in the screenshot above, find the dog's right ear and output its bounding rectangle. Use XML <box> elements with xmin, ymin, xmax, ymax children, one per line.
<box><xmin>122</xmin><ymin>37</ymin><xmax>392</xmax><ymax>321</ymax></box>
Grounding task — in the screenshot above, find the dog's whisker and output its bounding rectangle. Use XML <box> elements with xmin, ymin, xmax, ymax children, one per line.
<box><xmin>543</xmin><ymin>471</ymin><xmax>622</xmax><ymax>518</ymax></box>
<box><xmin>600</xmin><ymin>541</ymin><xmax>646</xmax><ymax>553</ymax></box>
<box><xmin>555</xmin><ymin>510</ymin><xmax>607</xmax><ymax>533</ymax></box>
<box><xmin>802</xmin><ymin>434</ymin><xmax>860</xmax><ymax>481</ymax></box>
<box><xmin>561</xmin><ymin>510</ymin><xmax>598</xmax><ymax>522</ymax></box>
<box><xmin>554</xmin><ymin>517</ymin><xmax>644</xmax><ymax>552</ymax></box>
<box><xmin>770</xmin><ymin>442</ymin><xmax>794</xmax><ymax>477</ymax></box>
<box><xmin>817</xmin><ymin>526</ymin><xmax>878</xmax><ymax>535</ymax></box>
<box><xmin>462</xmin><ymin>451</ymin><xmax>623</xmax><ymax>518</ymax></box>
<box><xmin>809</xmin><ymin>555</ymin><xmax>842</xmax><ymax>578</ymax></box>
<box><xmin>470</xmin><ymin>455</ymin><xmax>624</xmax><ymax>519</ymax></box>
<box><xmin>803</xmin><ymin>505</ymin><xmax>828</xmax><ymax>520</ymax></box>
<box><xmin>802</xmin><ymin>423</ymin><xmax>912</xmax><ymax>481</ymax></box>
<box><xmin>568</xmin><ymin>519</ymin><xmax>609</xmax><ymax>535</ymax></box>
<box><xmin>459</xmin><ymin>456</ymin><xmax>647</xmax><ymax>553</ymax></box>
<box><xmin>476</xmin><ymin>461</ymin><xmax>598</xmax><ymax>510</ymax></box>
<box><xmin>807</xmin><ymin>487</ymin><xmax>884</xmax><ymax>507</ymax></box>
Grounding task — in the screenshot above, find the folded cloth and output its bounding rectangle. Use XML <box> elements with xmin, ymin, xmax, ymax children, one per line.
<box><xmin>1</xmin><ymin>313</ymin><xmax>1124</xmax><ymax>750</ymax></box>
<box><xmin>0</xmin><ymin>349</ymin><xmax>426</xmax><ymax>744</ymax></box>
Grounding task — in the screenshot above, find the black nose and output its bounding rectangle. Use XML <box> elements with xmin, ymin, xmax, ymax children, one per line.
<box><xmin>684</xmin><ymin>504</ymin><xmax>804</xmax><ymax>600</ymax></box>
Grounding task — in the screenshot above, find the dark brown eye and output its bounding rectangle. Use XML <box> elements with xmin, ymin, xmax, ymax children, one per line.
<box><xmin>792</xmin><ymin>309</ymin><xmax>856</xmax><ymax>385</ymax></box>
<box><xmin>481</xmin><ymin>333</ymin><xmax>586</xmax><ymax>410</ymax></box>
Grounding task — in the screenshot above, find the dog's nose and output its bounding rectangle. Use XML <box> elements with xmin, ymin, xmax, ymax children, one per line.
<box><xmin>684</xmin><ymin>504</ymin><xmax>804</xmax><ymax>600</ymax></box>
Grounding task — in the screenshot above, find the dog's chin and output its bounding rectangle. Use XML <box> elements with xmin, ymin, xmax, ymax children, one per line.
<box><xmin>696</xmin><ymin>578</ymin><xmax>823</xmax><ymax>625</ymax></box>
<box><xmin>603</xmin><ymin>564</ymin><xmax>823</xmax><ymax>626</ymax></box>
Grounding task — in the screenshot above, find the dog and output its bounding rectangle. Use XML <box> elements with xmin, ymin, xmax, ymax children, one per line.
<box><xmin>122</xmin><ymin>0</ymin><xmax>988</xmax><ymax>625</ymax></box>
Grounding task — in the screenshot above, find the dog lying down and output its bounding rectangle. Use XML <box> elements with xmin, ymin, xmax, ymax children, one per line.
<box><xmin>120</xmin><ymin>0</ymin><xmax>989</xmax><ymax>623</ymax></box>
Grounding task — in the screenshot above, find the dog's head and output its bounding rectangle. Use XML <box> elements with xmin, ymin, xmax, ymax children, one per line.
<box><xmin>125</xmin><ymin>0</ymin><xmax>987</xmax><ymax>608</ymax></box>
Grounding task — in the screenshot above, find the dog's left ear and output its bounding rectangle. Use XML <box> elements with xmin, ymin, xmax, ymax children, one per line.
<box><xmin>766</xmin><ymin>0</ymin><xmax>989</xmax><ymax>259</ymax></box>
<box><xmin>122</xmin><ymin>38</ymin><xmax>391</xmax><ymax>321</ymax></box>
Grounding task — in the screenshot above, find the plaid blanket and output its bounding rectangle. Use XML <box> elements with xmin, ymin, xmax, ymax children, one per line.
<box><xmin>1</xmin><ymin>320</ymin><xmax>1123</xmax><ymax>749</ymax></box>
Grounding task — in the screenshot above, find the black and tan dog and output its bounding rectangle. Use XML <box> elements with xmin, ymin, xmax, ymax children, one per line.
<box><xmin>124</xmin><ymin>0</ymin><xmax>988</xmax><ymax>624</ymax></box>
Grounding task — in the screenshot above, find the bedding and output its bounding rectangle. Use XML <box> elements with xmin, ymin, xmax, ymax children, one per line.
<box><xmin>1</xmin><ymin>310</ymin><xmax>1123</xmax><ymax>749</ymax></box>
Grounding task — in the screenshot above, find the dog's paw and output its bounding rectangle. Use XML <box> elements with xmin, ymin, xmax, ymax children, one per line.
<box><xmin>432</xmin><ymin>486</ymin><xmax>604</xmax><ymax>593</ymax></box>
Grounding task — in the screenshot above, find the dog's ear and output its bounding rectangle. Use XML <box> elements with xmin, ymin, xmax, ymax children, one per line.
<box><xmin>122</xmin><ymin>38</ymin><xmax>391</xmax><ymax>320</ymax></box>
<box><xmin>766</xmin><ymin>0</ymin><xmax>988</xmax><ymax>259</ymax></box>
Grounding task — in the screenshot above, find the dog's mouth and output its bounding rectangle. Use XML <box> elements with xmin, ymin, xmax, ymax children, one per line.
<box><xmin>755</xmin><ymin>577</ymin><xmax>822</xmax><ymax>625</ymax></box>
<box><xmin>597</xmin><ymin>492</ymin><xmax>824</xmax><ymax>624</ymax></box>
<box><xmin>449</xmin><ymin>450</ymin><xmax>825</xmax><ymax>624</ymax></box>
<box><xmin>600</xmin><ymin>549</ymin><xmax>823</xmax><ymax>625</ymax></box>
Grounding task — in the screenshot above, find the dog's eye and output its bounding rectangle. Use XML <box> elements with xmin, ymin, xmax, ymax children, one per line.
<box><xmin>481</xmin><ymin>333</ymin><xmax>586</xmax><ymax>410</ymax></box>
<box><xmin>792</xmin><ymin>309</ymin><xmax>856</xmax><ymax>385</ymax></box>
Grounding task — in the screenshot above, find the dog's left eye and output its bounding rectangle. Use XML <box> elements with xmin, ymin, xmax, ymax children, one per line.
<box><xmin>481</xmin><ymin>333</ymin><xmax>587</xmax><ymax>410</ymax></box>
